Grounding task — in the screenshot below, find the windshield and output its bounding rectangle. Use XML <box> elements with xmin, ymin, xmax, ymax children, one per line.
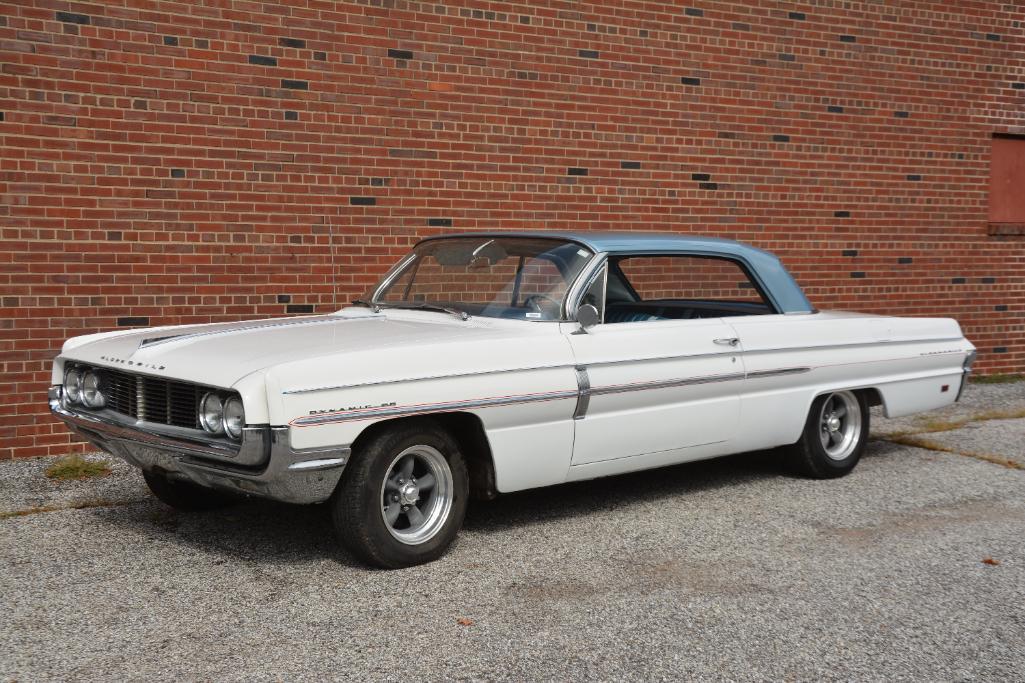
<box><xmin>372</xmin><ymin>237</ymin><xmax>594</xmax><ymax>320</ymax></box>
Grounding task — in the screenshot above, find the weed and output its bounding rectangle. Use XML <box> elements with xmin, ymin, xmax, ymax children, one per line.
<box><xmin>887</xmin><ymin>434</ymin><xmax>1024</xmax><ymax>470</ymax></box>
<box><xmin>44</xmin><ymin>454</ymin><xmax>112</xmax><ymax>481</ymax></box>
<box><xmin>970</xmin><ymin>373</ymin><xmax>1024</xmax><ymax>384</ymax></box>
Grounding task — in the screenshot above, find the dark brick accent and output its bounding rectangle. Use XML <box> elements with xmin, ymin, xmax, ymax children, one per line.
<box><xmin>314</xmin><ymin>51</ymin><xmax>327</xmax><ymax>61</ymax></box>
<box><xmin>699</xmin><ymin>182</ymin><xmax>718</xmax><ymax>190</ymax></box>
<box><xmin>788</xmin><ymin>11</ymin><xmax>806</xmax><ymax>20</ymax></box>
<box><xmin>684</xmin><ymin>8</ymin><xmax>704</xmax><ymax>17</ymax></box>
<box><xmin>986</xmin><ymin>33</ymin><xmax>1001</xmax><ymax>41</ymax></box>
<box><xmin>163</xmin><ymin>36</ymin><xmax>178</xmax><ymax>46</ymax></box>
<box><xmin>850</xmin><ymin>272</ymin><xmax>866</xmax><ymax>278</ymax></box>
<box><xmin>691</xmin><ymin>173</ymin><xmax>711</xmax><ymax>181</ymax></box>
<box><xmin>779</xmin><ymin>53</ymin><xmax>796</xmax><ymax>62</ymax></box>
<box><xmin>894</xmin><ymin>110</ymin><xmax>910</xmax><ymax>118</ymax></box>
<box><xmin>981</xmin><ymin>277</ymin><xmax>996</xmax><ymax>284</ymax></box>
<box><xmin>568</xmin><ymin>167</ymin><xmax>588</xmax><ymax>176</ymax></box>
<box><xmin>388</xmin><ymin>48</ymin><xmax>414</xmax><ymax>60</ymax></box>
<box><xmin>286</xmin><ymin>304</ymin><xmax>315</xmax><ymax>314</ymax></box>
<box><xmin>772</xmin><ymin>134</ymin><xmax>790</xmax><ymax>142</ymax></box>
<box><xmin>1013</xmin><ymin>82</ymin><xmax>1025</xmax><ymax>90</ymax></box>
<box><xmin>621</xmin><ymin>161</ymin><xmax>641</xmax><ymax>169</ymax></box>
<box><xmin>732</xmin><ymin>22</ymin><xmax>751</xmax><ymax>30</ymax></box>
<box><xmin>428</xmin><ymin>218</ymin><xmax>453</xmax><ymax>227</ymax></box>
<box><xmin>106</xmin><ymin>231</ymin><xmax>122</xmax><ymax>241</ymax></box>
<box><xmin>839</xmin><ymin>35</ymin><xmax>857</xmax><ymax>42</ymax></box>
<box><xmin>249</xmin><ymin>55</ymin><xmax>277</xmax><ymax>66</ymax></box>
<box><xmin>369</xmin><ymin>177</ymin><xmax>386</xmax><ymax>186</ymax></box>
<box><xmin>579</xmin><ymin>49</ymin><xmax>599</xmax><ymax>59</ymax></box>
<box><xmin>277</xmin><ymin>294</ymin><xmax>291</xmax><ymax>303</ymax></box>
<box><xmin>951</xmin><ymin>277</ymin><xmax>966</xmax><ymax>284</ymax></box>
<box><xmin>350</xmin><ymin>196</ymin><xmax>377</xmax><ymax>205</ymax></box>
<box><xmin>284</xmin><ymin>110</ymin><xmax>298</xmax><ymax>120</ymax></box>
<box><xmin>117</xmin><ymin>316</ymin><xmax>149</xmax><ymax>326</ymax></box>
<box><xmin>835</xmin><ymin>210</ymin><xmax>851</xmax><ymax>218</ymax></box>
<box><xmin>995</xmin><ymin>305</ymin><xmax>1009</xmax><ymax>311</ymax></box>
<box><xmin>842</xmin><ymin>249</ymin><xmax>858</xmax><ymax>257</ymax></box>
<box><xmin>993</xmin><ymin>346</ymin><xmax>1008</xmax><ymax>353</ymax></box>
<box><xmin>195</xmin><ymin>39</ymin><xmax>208</xmax><ymax>49</ymax></box>
<box><xmin>680</xmin><ymin>76</ymin><xmax>701</xmax><ymax>86</ymax></box>
<box><xmin>170</xmin><ymin>168</ymin><xmax>185</xmax><ymax>178</ymax></box>
<box><xmin>56</xmin><ymin>11</ymin><xmax>90</xmax><ymax>24</ymax></box>
<box><xmin>280</xmin><ymin>37</ymin><xmax>306</xmax><ymax>48</ymax></box>
<box><xmin>828</xmin><ymin>105</ymin><xmax>844</xmax><ymax>113</ymax></box>
<box><xmin>907</xmin><ymin>174</ymin><xmax>922</xmax><ymax>181</ymax></box>
<box><xmin>281</xmin><ymin>79</ymin><xmax>308</xmax><ymax>90</ymax></box>
<box><xmin>0</xmin><ymin>112</ymin><xmax>4</xmax><ymax>122</ymax></box>
<box><xmin>519</xmin><ymin>15</ymin><xmax>530</xmax><ymax>24</ymax></box>
<box><xmin>898</xmin><ymin>257</ymin><xmax>913</xmax><ymax>264</ymax></box>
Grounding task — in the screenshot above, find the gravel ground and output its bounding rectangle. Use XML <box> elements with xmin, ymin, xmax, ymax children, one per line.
<box><xmin>2</xmin><ymin>382</ymin><xmax>1023</xmax><ymax>681</ymax></box>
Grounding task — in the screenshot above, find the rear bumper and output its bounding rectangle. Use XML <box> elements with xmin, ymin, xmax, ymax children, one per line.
<box><xmin>49</xmin><ymin>389</ymin><xmax>349</xmax><ymax>505</ymax></box>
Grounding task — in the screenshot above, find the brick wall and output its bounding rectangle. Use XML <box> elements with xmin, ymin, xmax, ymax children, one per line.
<box><xmin>1</xmin><ymin>1</ymin><xmax>1023</xmax><ymax>459</ymax></box>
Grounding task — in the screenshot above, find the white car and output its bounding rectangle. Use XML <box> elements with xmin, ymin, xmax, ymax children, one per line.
<box><xmin>50</xmin><ymin>232</ymin><xmax>976</xmax><ymax>567</ymax></box>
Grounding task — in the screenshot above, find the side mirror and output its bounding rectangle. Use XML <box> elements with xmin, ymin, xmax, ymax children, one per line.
<box><xmin>575</xmin><ymin>304</ymin><xmax>601</xmax><ymax>332</ymax></box>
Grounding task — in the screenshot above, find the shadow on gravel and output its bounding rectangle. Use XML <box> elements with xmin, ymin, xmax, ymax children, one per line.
<box><xmin>90</xmin><ymin>440</ymin><xmax>901</xmax><ymax>565</ymax></box>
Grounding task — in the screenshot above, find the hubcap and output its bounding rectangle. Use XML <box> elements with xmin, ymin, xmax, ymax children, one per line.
<box><xmin>818</xmin><ymin>391</ymin><xmax>862</xmax><ymax>461</ymax></box>
<box><xmin>380</xmin><ymin>445</ymin><xmax>453</xmax><ymax>545</ymax></box>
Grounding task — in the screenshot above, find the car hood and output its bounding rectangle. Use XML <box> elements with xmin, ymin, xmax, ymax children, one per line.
<box><xmin>58</xmin><ymin>310</ymin><xmax>521</xmax><ymax>388</ymax></box>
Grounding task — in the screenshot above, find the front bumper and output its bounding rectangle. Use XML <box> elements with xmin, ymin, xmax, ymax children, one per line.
<box><xmin>49</xmin><ymin>389</ymin><xmax>349</xmax><ymax>505</ymax></box>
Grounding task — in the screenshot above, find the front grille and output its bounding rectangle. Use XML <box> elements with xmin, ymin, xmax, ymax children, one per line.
<box><xmin>103</xmin><ymin>368</ymin><xmax>204</xmax><ymax>429</ymax></box>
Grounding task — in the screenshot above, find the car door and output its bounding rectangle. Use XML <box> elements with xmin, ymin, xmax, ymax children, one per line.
<box><xmin>566</xmin><ymin>255</ymin><xmax>749</xmax><ymax>466</ymax></box>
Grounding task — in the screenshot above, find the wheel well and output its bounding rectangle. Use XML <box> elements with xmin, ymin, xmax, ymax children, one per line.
<box><xmin>858</xmin><ymin>387</ymin><xmax>883</xmax><ymax>408</ymax></box>
<box><xmin>348</xmin><ymin>412</ymin><xmax>498</xmax><ymax>501</ymax></box>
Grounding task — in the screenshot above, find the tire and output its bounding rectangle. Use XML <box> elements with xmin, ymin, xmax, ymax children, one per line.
<box><xmin>143</xmin><ymin>470</ymin><xmax>239</xmax><ymax>511</ymax></box>
<box><xmin>786</xmin><ymin>390</ymin><xmax>870</xmax><ymax>479</ymax></box>
<box><xmin>330</xmin><ymin>420</ymin><xmax>469</xmax><ymax>569</ymax></box>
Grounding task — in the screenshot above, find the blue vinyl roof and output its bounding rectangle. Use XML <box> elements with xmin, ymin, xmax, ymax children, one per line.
<box><xmin>418</xmin><ymin>231</ymin><xmax>814</xmax><ymax>313</ymax></box>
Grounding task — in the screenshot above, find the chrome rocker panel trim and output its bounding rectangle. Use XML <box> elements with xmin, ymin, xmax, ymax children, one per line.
<box><xmin>50</xmin><ymin>392</ymin><xmax>349</xmax><ymax>505</ymax></box>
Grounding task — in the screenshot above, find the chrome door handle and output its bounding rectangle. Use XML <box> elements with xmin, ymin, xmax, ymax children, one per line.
<box><xmin>713</xmin><ymin>337</ymin><xmax>740</xmax><ymax>347</ymax></box>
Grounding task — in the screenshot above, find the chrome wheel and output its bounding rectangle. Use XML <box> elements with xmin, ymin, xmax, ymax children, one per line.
<box><xmin>380</xmin><ymin>444</ymin><xmax>453</xmax><ymax>546</ymax></box>
<box><xmin>818</xmin><ymin>391</ymin><xmax>862</xmax><ymax>461</ymax></box>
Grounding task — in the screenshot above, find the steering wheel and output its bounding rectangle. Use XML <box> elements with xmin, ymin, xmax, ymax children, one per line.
<box><xmin>523</xmin><ymin>294</ymin><xmax>561</xmax><ymax>319</ymax></box>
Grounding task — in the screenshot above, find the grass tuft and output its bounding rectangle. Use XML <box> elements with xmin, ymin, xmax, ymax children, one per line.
<box><xmin>887</xmin><ymin>434</ymin><xmax>1024</xmax><ymax>470</ymax></box>
<box><xmin>44</xmin><ymin>454</ymin><xmax>112</xmax><ymax>481</ymax></box>
<box><xmin>970</xmin><ymin>373</ymin><xmax>1024</xmax><ymax>384</ymax></box>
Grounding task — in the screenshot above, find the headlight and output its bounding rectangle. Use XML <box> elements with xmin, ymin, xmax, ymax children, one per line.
<box><xmin>199</xmin><ymin>393</ymin><xmax>224</xmax><ymax>435</ymax></box>
<box><xmin>223</xmin><ymin>397</ymin><xmax>245</xmax><ymax>439</ymax></box>
<box><xmin>64</xmin><ymin>367</ymin><xmax>83</xmax><ymax>404</ymax></box>
<box><xmin>81</xmin><ymin>370</ymin><xmax>106</xmax><ymax>408</ymax></box>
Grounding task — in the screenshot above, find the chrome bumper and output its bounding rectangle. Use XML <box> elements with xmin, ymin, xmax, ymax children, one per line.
<box><xmin>49</xmin><ymin>389</ymin><xmax>349</xmax><ymax>505</ymax></box>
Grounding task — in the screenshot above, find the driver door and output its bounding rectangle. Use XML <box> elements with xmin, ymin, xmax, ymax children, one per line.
<box><xmin>567</xmin><ymin>256</ymin><xmax>747</xmax><ymax>465</ymax></box>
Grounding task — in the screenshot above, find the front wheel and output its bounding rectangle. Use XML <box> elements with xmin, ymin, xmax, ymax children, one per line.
<box><xmin>330</xmin><ymin>421</ymin><xmax>469</xmax><ymax>568</ymax></box>
<box><xmin>786</xmin><ymin>390</ymin><xmax>870</xmax><ymax>479</ymax></box>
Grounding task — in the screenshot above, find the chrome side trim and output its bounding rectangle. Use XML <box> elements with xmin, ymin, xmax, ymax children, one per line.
<box><xmin>590</xmin><ymin>371</ymin><xmax>748</xmax><ymax>397</ymax></box>
<box><xmin>283</xmin><ymin>363</ymin><xmax>576</xmax><ymax>395</ymax></box>
<box><xmin>287</xmin><ymin>457</ymin><xmax>348</xmax><ymax>471</ymax></box>
<box><xmin>742</xmin><ymin>337</ymin><xmax>967</xmax><ymax>356</ymax></box>
<box><xmin>291</xmin><ymin>389</ymin><xmax>579</xmax><ymax>427</ymax></box>
<box><xmin>745</xmin><ymin>367</ymin><xmax>812</xmax><ymax>379</ymax></box>
<box><xmin>573</xmin><ymin>366</ymin><xmax>591</xmax><ymax>420</ymax></box>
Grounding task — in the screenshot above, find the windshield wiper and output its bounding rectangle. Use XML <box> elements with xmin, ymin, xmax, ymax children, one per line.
<box><xmin>375</xmin><ymin>301</ymin><xmax>470</xmax><ymax>321</ymax></box>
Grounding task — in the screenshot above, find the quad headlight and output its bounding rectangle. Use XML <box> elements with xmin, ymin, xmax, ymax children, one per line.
<box><xmin>63</xmin><ymin>367</ymin><xmax>83</xmax><ymax>404</ymax></box>
<box><xmin>81</xmin><ymin>370</ymin><xmax>106</xmax><ymax>408</ymax></box>
<box><xmin>199</xmin><ymin>393</ymin><xmax>246</xmax><ymax>439</ymax></box>
<box><xmin>223</xmin><ymin>397</ymin><xmax>245</xmax><ymax>439</ymax></box>
<box><xmin>199</xmin><ymin>392</ymin><xmax>225</xmax><ymax>435</ymax></box>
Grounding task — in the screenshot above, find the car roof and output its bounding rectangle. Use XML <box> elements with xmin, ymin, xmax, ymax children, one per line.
<box><xmin>418</xmin><ymin>230</ymin><xmax>772</xmax><ymax>259</ymax></box>
<box><xmin>416</xmin><ymin>231</ymin><xmax>815</xmax><ymax>314</ymax></box>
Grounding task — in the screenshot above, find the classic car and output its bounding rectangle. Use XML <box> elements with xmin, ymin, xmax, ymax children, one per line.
<box><xmin>49</xmin><ymin>232</ymin><xmax>976</xmax><ymax>567</ymax></box>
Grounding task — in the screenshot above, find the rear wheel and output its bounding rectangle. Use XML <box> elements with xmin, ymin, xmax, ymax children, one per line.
<box><xmin>331</xmin><ymin>421</ymin><xmax>468</xmax><ymax>568</ymax></box>
<box><xmin>143</xmin><ymin>470</ymin><xmax>239</xmax><ymax>511</ymax></box>
<box><xmin>787</xmin><ymin>390</ymin><xmax>869</xmax><ymax>478</ymax></box>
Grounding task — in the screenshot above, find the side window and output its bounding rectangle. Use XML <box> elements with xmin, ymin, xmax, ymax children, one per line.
<box><xmin>604</xmin><ymin>255</ymin><xmax>773</xmax><ymax>323</ymax></box>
